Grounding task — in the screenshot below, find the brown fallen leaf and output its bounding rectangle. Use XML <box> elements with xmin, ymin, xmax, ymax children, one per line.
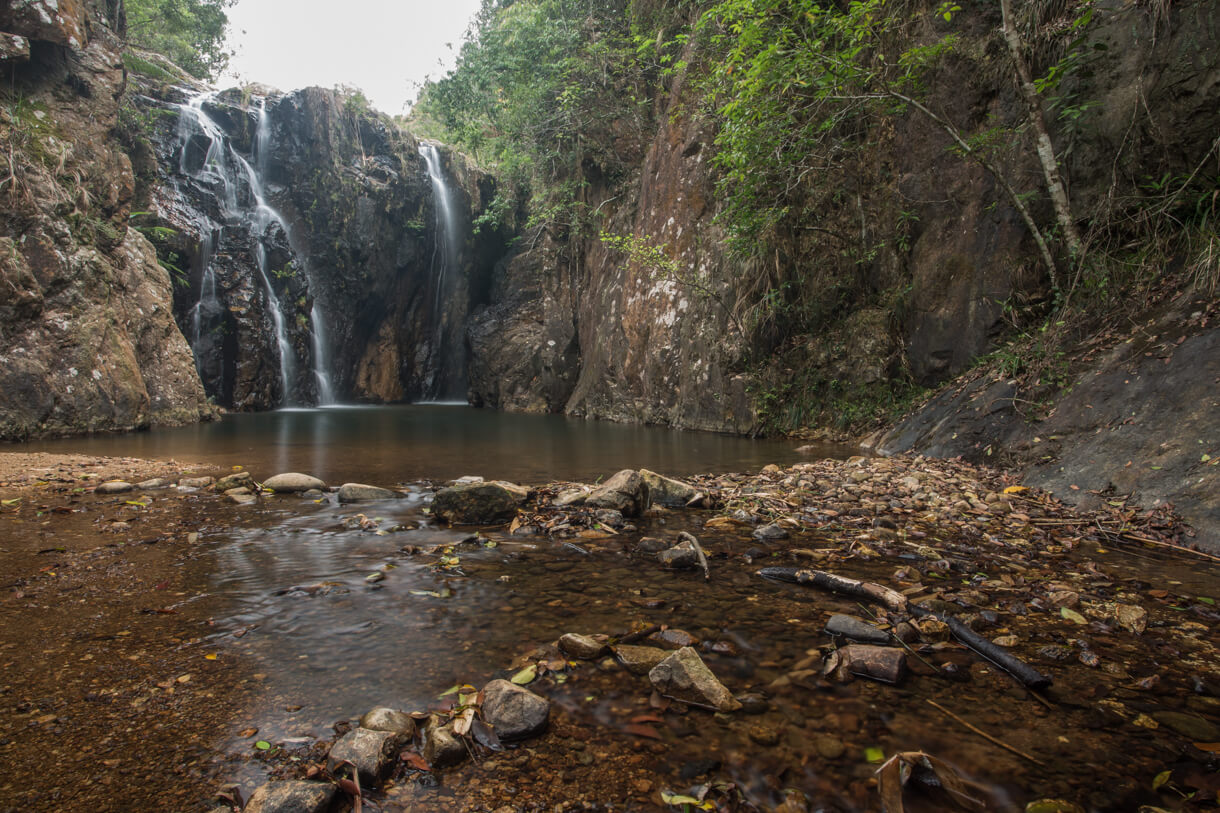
<box><xmin>238</xmin><ymin>727</ymin><xmax>258</xmax><ymax>738</ymax></box>
<box><xmin>623</xmin><ymin>723</ymin><xmax>663</xmax><ymax>740</ymax></box>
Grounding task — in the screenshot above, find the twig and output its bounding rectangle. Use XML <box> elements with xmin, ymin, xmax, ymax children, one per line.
<box><xmin>614</xmin><ymin>624</ymin><xmax>662</xmax><ymax>646</ymax></box>
<box><xmin>680</xmin><ymin>531</ymin><xmax>711</xmax><ymax>581</ymax></box>
<box><xmin>855</xmin><ymin>602</ymin><xmax>941</xmax><ymax>675</ymax></box>
<box><xmin>926</xmin><ymin>699</ymin><xmax>1045</xmax><ymax>766</ymax></box>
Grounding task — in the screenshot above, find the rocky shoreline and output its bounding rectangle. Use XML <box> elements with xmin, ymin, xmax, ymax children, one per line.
<box><xmin>2</xmin><ymin>453</ymin><xmax>1218</xmax><ymax>811</ymax></box>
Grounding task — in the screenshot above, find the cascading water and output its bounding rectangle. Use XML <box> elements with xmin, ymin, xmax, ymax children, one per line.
<box><xmin>418</xmin><ymin>142</ymin><xmax>467</xmax><ymax>401</ymax></box>
<box><xmin>173</xmin><ymin>91</ymin><xmax>336</xmax><ymax>407</ymax></box>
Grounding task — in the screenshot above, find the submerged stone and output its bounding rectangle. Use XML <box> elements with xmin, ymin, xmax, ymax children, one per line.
<box><xmin>338</xmin><ymin>483</ymin><xmax>398</xmax><ymax>503</ymax></box>
<box><xmin>559</xmin><ymin>633</ymin><xmax>608</xmax><ymax>660</ymax></box>
<box><xmin>825</xmin><ymin>614</ymin><xmax>890</xmax><ymax>645</ymax></box>
<box><xmin>648</xmin><ymin>647</ymin><xmax>741</xmax><ymax>712</ymax></box>
<box><xmin>431</xmin><ymin>480</ymin><xmax>528</xmax><ymax>524</ymax></box>
<box><xmin>244</xmin><ymin>780</ymin><xmax>335</xmax><ymax>813</ymax></box>
<box><xmin>614</xmin><ymin>645</ymin><xmax>669</xmax><ymax>675</ymax></box>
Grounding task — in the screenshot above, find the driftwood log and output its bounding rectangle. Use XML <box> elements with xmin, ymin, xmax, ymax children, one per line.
<box><xmin>759</xmin><ymin>566</ymin><xmax>1052</xmax><ymax>690</ymax></box>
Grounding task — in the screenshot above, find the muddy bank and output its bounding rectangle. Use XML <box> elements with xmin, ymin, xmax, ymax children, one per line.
<box><xmin>1</xmin><ymin>454</ymin><xmax>1218</xmax><ymax>812</ymax></box>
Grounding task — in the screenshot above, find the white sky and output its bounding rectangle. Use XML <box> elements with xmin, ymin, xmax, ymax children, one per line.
<box><xmin>220</xmin><ymin>0</ymin><xmax>485</xmax><ymax>115</ymax></box>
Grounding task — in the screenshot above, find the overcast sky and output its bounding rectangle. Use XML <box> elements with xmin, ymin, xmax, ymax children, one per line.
<box><xmin>221</xmin><ymin>0</ymin><xmax>484</xmax><ymax>115</ymax></box>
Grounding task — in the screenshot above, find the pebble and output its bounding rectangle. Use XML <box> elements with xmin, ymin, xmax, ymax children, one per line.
<box><xmin>95</xmin><ymin>480</ymin><xmax>133</xmax><ymax>494</ymax></box>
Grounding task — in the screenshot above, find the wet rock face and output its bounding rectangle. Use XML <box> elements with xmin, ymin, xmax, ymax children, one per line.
<box><xmin>0</xmin><ymin>2</ymin><xmax>213</xmax><ymax>440</ymax></box>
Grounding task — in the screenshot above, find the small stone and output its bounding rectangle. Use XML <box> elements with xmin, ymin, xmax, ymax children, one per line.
<box><xmin>815</xmin><ymin>735</ymin><xmax>846</xmax><ymax>760</ymax></box>
<box><xmin>224</xmin><ymin>486</ymin><xmax>252</xmax><ymax>496</ymax></box>
<box><xmin>359</xmin><ymin>707</ymin><xmax>416</xmax><ymax>737</ymax></box>
<box><xmin>748</xmin><ymin>723</ymin><xmax>781</xmax><ymax>746</ymax></box>
<box><xmin>637</xmin><ymin>537</ymin><xmax>669</xmax><ymax>553</ymax></box>
<box><xmin>178</xmin><ymin>476</ymin><xmax>214</xmax><ymax>488</ymax></box>
<box><xmin>1152</xmin><ymin>711</ymin><xmax>1220</xmax><ymax>741</ymax></box>
<box><xmin>1115</xmin><ymin>604</ymin><xmax>1148</xmax><ymax>634</ymax></box>
<box><xmin>422</xmin><ymin>717</ymin><xmax>465</xmax><ymax>768</ymax></box>
<box><xmin>338</xmin><ymin>483</ymin><xmax>399</xmax><ymax>503</ymax></box>
<box><xmin>593</xmin><ymin>508</ymin><xmax>625</xmax><ymax>528</ymax></box>
<box><xmin>135</xmin><ymin>478</ymin><xmax>170</xmax><ymax>490</ymax></box>
<box><xmin>95</xmin><ymin>480</ymin><xmax>133</xmax><ymax>494</ymax></box>
<box><xmin>916</xmin><ymin>618</ymin><xmax>950</xmax><ymax>643</ymax></box>
<box><xmin>263</xmin><ymin>472</ymin><xmax>327</xmax><ymax>492</ymax></box>
<box><xmin>482</xmin><ymin>679</ymin><xmax>550</xmax><ymax>740</ymax></box>
<box><xmin>432</xmin><ymin>480</ymin><xmax>529</xmax><ymax>524</ymax></box>
<box><xmin>327</xmin><ymin>727</ymin><xmax>402</xmax><ymax>786</ymax></box>
<box><xmin>451</xmin><ymin>475</ymin><xmax>484</xmax><ymax>485</ymax></box>
<box><xmin>649</xmin><ymin>628</ymin><xmax>699</xmax><ymax>649</ymax></box>
<box><xmin>558</xmin><ymin>633</ymin><xmax>607</xmax><ymax>660</ymax></box>
<box><xmin>614</xmin><ymin>645</ymin><xmax>669</xmax><ymax>675</ymax></box>
<box><xmin>824</xmin><ymin>645</ymin><xmax>907</xmax><ymax>684</ymax></box>
<box><xmin>648</xmin><ymin>647</ymin><xmax>741</xmax><ymax>712</ymax></box>
<box><xmin>659</xmin><ymin>539</ymin><xmax>698</xmax><ymax>569</ymax></box>
<box><xmin>752</xmin><ymin>523</ymin><xmax>789</xmax><ymax>541</ymax></box>
<box><xmin>736</xmin><ymin>692</ymin><xmax>769</xmax><ymax>714</ymax></box>
<box><xmin>893</xmin><ymin>621</ymin><xmax>920</xmax><ymax>643</ymax></box>
<box><xmin>226</xmin><ymin>492</ymin><xmax>257</xmax><ymax>505</ymax></box>
<box><xmin>824</xmin><ymin>614</ymin><xmax>890</xmax><ymax>645</ymax></box>
<box><xmin>992</xmin><ymin>635</ymin><xmax>1020</xmax><ymax>647</ymax></box>
<box><xmin>213</xmin><ymin>471</ymin><xmax>253</xmax><ymax>492</ymax></box>
<box><xmin>244</xmin><ymin>780</ymin><xmax>336</xmax><ymax>813</ymax></box>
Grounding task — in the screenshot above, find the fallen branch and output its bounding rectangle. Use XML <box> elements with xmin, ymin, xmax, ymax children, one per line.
<box><xmin>926</xmin><ymin>699</ymin><xmax>1045</xmax><ymax>766</ymax></box>
<box><xmin>758</xmin><ymin>566</ymin><xmax>1052</xmax><ymax>690</ymax></box>
<box><xmin>679</xmin><ymin>531</ymin><xmax>711</xmax><ymax>581</ymax></box>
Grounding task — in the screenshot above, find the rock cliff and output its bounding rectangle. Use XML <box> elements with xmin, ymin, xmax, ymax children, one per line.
<box><xmin>0</xmin><ymin>0</ymin><xmax>212</xmax><ymax>438</ymax></box>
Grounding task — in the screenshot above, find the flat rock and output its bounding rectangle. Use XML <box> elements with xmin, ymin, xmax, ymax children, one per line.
<box><xmin>178</xmin><ymin>476</ymin><xmax>213</xmax><ymax>488</ymax></box>
<box><xmin>824</xmin><ymin>645</ymin><xmax>907</xmax><ymax>684</ymax></box>
<box><xmin>95</xmin><ymin>480</ymin><xmax>132</xmax><ymax>494</ymax></box>
<box><xmin>481</xmin><ymin>678</ymin><xmax>550</xmax><ymax>740</ymax></box>
<box><xmin>338</xmin><ymin>483</ymin><xmax>398</xmax><ymax>503</ymax></box>
<box><xmin>825</xmin><ymin>614</ymin><xmax>890</xmax><ymax>645</ymax></box>
<box><xmin>585</xmin><ymin>469</ymin><xmax>646</xmax><ymax>516</ymax></box>
<box><xmin>432</xmin><ymin>480</ymin><xmax>528</xmax><ymax>524</ymax></box>
<box><xmin>649</xmin><ymin>628</ymin><xmax>699</xmax><ymax>649</ymax></box>
<box><xmin>135</xmin><ymin>478</ymin><xmax>170</xmax><ymax>490</ymax></box>
<box><xmin>558</xmin><ymin>633</ymin><xmax>608</xmax><ymax>660</ymax></box>
<box><xmin>423</xmin><ymin>716</ymin><xmax>466</xmax><ymax>768</ymax></box>
<box><xmin>226</xmin><ymin>492</ymin><xmax>257</xmax><ymax>505</ymax></box>
<box><xmin>752</xmin><ymin>523</ymin><xmax>789</xmax><ymax>541</ymax></box>
<box><xmin>614</xmin><ymin>645</ymin><xmax>669</xmax><ymax>675</ymax></box>
<box><xmin>264</xmin><ymin>472</ymin><xmax>327</xmax><ymax>493</ymax></box>
<box><xmin>359</xmin><ymin>707</ymin><xmax>417</xmax><ymax>737</ymax></box>
<box><xmin>213</xmin><ymin>471</ymin><xmax>253</xmax><ymax>492</ymax></box>
<box><xmin>244</xmin><ymin>780</ymin><xmax>336</xmax><ymax>813</ymax></box>
<box><xmin>1152</xmin><ymin>711</ymin><xmax>1220</xmax><ymax>741</ymax></box>
<box><xmin>648</xmin><ymin>647</ymin><xmax>741</xmax><ymax>712</ymax></box>
<box><xmin>637</xmin><ymin>537</ymin><xmax>669</xmax><ymax>553</ymax></box>
<box><xmin>639</xmin><ymin>469</ymin><xmax>698</xmax><ymax>507</ymax></box>
<box><xmin>327</xmin><ymin>727</ymin><xmax>402</xmax><ymax>786</ymax></box>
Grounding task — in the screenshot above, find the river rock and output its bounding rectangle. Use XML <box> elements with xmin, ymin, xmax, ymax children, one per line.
<box><xmin>422</xmin><ymin>716</ymin><xmax>465</xmax><ymax>768</ymax></box>
<box><xmin>135</xmin><ymin>478</ymin><xmax>170</xmax><ymax>490</ymax></box>
<box><xmin>338</xmin><ymin>483</ymin><xmax>398</xmax><ymax>503</ymax></box>
<box><xmin>95</xmin><ymin>480</ymin><xmax>132</xmax><ymax>494</ymax></box>
<box><xmin>263</xmin><ymin>472</ymin><xmax>327</xmax><ymax>493</ymax></box>
<box><xmin>553</xmin><ymin>487</ymin><xmax>590</xmax><ymax>507</ymax></box>
<box><xmin>1115</xmin><ymin>603</ymin><xmax>1148</xmax><ymax>634</ymax></box>
<box><xmin>614</xmin><ymin>645</ymin><xmax>669</xmax><ymax>675</ymax></box>
<box><xmin>213</xmin><ymin>471</ymin><xmax>253</xmax><ymax>491</ymax></box>
<box><xmin>559</xmin><ymin>633</ymin><xmax>608</xmax><ymax>660</ymax></box>
<box><xmin>824</xmin><ymin>645</ymin><xmax>908</xmax><ymax>684</ymax></box>
<box><xmin>753</xmin><ymin>523</ymin><xmax>789</xmax><ymax>542</ymax></box>
<box><xmin>637</xmin><ymin>537</ymin><xmax>669</xmax><ymax>553</ymax></box>
<box><xmin>481</xmin><ymin>679</ymin><xmax>550</xmax><ymax>740</ymax></box>
<box><xmin>825</xmin><ymin>614</ymin><xmax>890</xmax><ymax>644</ymax></box>
<box><xmin>659</xmin><ymin>538</ymin><xmax>698</xmax><ymax>569</ymax></box>
<box><xmin>639</xmin><ymin>469</ymin><xmax>698</xmax><ymax>507</ymax></box>
<box><xmin>359</xmin><ymin>706</ymin><xmax>416</xmax><ymax>736</ymax></box>
<box><xmin>649</xmin><ymin>628</ymin><xmax>700</xmax><ymax>649</ymax></box>
<box><xmin>244</xmin><ymin>780</ymin><xmax>336</xmax><ymax>813</ymax></box>
<box><xmin>178</xmin><ymin>476</ymin><xmax>213</xmax><ymax>488</ymax></box>
<box><xmin>226</xmin><ymin>491</ymin><xmax>257</xmax><ymax>505</ymax></box>
<box><xmin>585</xmin><ymin>469</ymin><xmax>646</xmax><ymax>516</ymax></box>
<box><xmin>327</xmin><ymin>727</ymin><xmax>402</xmax><ymax>786</ymax></box>
<box><xmin>431</xmin><ymin>480</ymin><xmax>528</xmax><ymax>524</ymax></box>
<box><xmin>648</xmin><ymin>647</ymin><xmax>742</xmax><ymax>712</ymax></box>
<box><xmin>1152</xmin><ymin>711</ymin><xmax>1220</xmax><ymax>741</ymax></box>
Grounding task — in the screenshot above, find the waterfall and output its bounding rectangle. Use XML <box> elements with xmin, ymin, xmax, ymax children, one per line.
<box><xmin>418</xmin><ymin>142</ymin><xmax>467</xmax><ymax>401</ymax></box>
<box><xmin>174</xmin><ymin>90</ymin><xmax>335</xmax><ymax>407</ymax></box>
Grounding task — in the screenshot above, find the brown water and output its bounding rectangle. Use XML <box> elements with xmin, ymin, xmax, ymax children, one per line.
<box><xmin>17</xmin><ymin>405</ymin><xmax>840</xmax><ymax>485</ymax></box>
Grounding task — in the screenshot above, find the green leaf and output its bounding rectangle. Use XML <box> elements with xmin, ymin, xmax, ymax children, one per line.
<box><xmin>1197</xmin><ymin>596</ymin><xmax>1215</xmax><ymax>606</ymax></box>
<box><xmin>1061</xmin><ymin>607</ymin><xmax>1087</xmax><ymax>625</ymax></box>
<box><xmin>1152</xmin><ymin>769</ymin><xmax>1171</xmax><ymax>790</ymax></box>
<box><xmin>510</xmin><ymin>664</ymin><xmax>537</xmax><ymax>685</ymax></box>
<box><xmin>255</xmin><ymin>740</ymin><xmax>271</xmax><ymax>751</ymax></box>
<box><xmin>865</xmin><ymin>746</ymin><xmax>886</xmax><ymax>763</ymax></box>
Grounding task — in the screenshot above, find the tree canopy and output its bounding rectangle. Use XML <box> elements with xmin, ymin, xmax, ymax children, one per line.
<box><xmin>124</xmin><ymin>0</ymin><xmax>234</xmax><ymax>80</ymax></box>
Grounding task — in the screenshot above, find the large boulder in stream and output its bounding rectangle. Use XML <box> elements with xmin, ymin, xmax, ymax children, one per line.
<box><xmin>263</xmin><ymin>472</ymin><xmax>327</xmax><ymax>493</ymax></box>
<box><xmin>639</xmin><ymin>469</ymin><xmax>698</xmax><ymax>507</ymax></box>
<box><xmin>585</xmin><ymin>469</ymin><xmax>647</xmax><ymax>516</ymax></box>
<box><xmin>432</xmin><ymin>480</ymin><xmax>528</xmax><ymax>524</ymax></box>
<box><xmin>244</xmin><ymin>780</ymin><xmax>335</xmax><ymax>813</ymax></box>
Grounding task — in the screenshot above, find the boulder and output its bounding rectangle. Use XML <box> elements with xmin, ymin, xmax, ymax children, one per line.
<box><xmin>824</xmin><ymin>614</ymin><xmax>890</xmax><ymax>645</ymax></box>
<box><xmin>326</xmin><ymin>727</ymin><xmax>402</xmax><ymax>786</ymax></box>
<box><xmin>94</xmin><ymin>480</ymin><xmax>132</xmax><ymax>494</ymax></box>
<box><xmin>585</xmin><ymin>470</ymin><xmax>646</xmax><ymax>516</ymax></box>
<box><xmin>243</xmin><ymin>780</ymin><xmax>335</xmax><ymax>813</ymax></box>
<box><xmin>338</xmin><ymin>483</ymin><xmax>398</xmax><ymax>503</ymax></box>
<box><xmin>558</xmin><ymin>633</ymin><xmax>608</xmax><ymax>660</ymax></box>
<box><xmin>263</xmin><ymin>472</ymin><xmax>327</xmax><ymax>493</ymax></box>
<box><xmin>613</xmin><ymin>645</ymin><xmax>669</xmax><ymax>675</ymax></box>
<box><xmin>481</xmin><ymin>678</ymin><xmax>550</xmax><ymax>740</ymax></box>
<box><xmin>2</xmin><ymin>0</ymin><xmax>88</xmax><ymax>49</ymax></box>
<box><xmin>648</xmin><ymin>647</ymin><xmax>742</xmax><ymax>712</ymax></box>
<box><xmin>213</xmin><ymin>471</ymin><xmax>253</xmax><ymax>492</ymax></box>
<box><xmin>639</xmin><ymin>469</ymin><xmax>698</xmax><ymax>507</ymax></box>
<box><xmin>422</xmin><ymin>716</ymin><xmax>465</xmax><ymax>768</ymax></box>
<box><xmin>359</xmin><ymin>707</ymin><xmax>416</xmax><ymax>737</ymax></box>
<box><xmin>431</xmin><ymin>481</ymin><xmax>528</xmax><ymax>524</ymax></box>
<box><xmin>178</xmin><ymin>476</ymin><xmax>214</xmax><ymax>488</ymax></box>
<box><xmin>824</xmin><ymin>645</ymin><xmax>908</xmax><ymax>684</ymax></box>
